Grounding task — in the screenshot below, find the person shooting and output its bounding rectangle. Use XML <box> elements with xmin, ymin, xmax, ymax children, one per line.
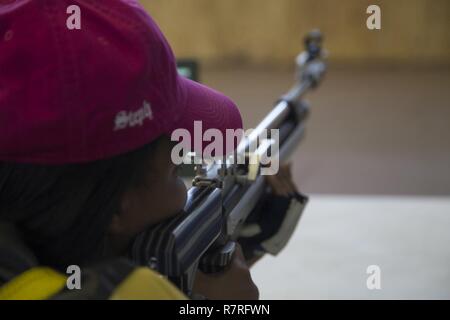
<box><xmin>0</xmin><ymin>0</ymin><xmax>325</xmax><ymax>300</ymax></box>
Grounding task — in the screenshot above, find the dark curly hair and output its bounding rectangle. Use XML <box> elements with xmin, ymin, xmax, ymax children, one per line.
<box><xmin>0</xmin><ymin>139</ymin><xmax>159</xmax><ymax>271</ymax></box>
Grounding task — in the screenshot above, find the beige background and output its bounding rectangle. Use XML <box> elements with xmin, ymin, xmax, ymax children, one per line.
<box><xmin>140</xmin><ymin>1</ymin><xmax>450</xmax><ymax>196</ymax></box>
<box><xmin>142</xmin><ymin>0</ymin><xmax>450</xmax><ymax>67</ymax></box>
<box><xmin>140</xmin><ymin>1</ymin><xmax>450</xmax><ymax>299</ymax></box>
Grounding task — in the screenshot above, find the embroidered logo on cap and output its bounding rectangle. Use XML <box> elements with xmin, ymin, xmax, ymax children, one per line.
<box><xmin>114</xmin><ymin>101</ymin><xmax>153</xmax><ymax>131</ymax></box>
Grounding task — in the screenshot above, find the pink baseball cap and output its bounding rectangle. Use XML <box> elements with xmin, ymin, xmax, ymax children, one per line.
<box><xmin>0</xmin><ymin>0</ymin><xmax>242</xmax><ymax>164</ymax></box>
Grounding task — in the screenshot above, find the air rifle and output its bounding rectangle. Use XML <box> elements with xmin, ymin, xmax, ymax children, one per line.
<box><xmin>130</xmin><ymin>30</ymin><xmax>327</xmax><ymax>297</ymax></box>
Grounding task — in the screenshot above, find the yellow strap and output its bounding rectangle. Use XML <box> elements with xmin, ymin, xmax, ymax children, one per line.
<box><xmin>110</xmin><ymin>267</ymin><xmax>188</xmax><ymax>300</ymax></box>
<box><xmin>0</xmin><ymin>267</ymin><xmax>66</xmax><ymax>300</ymax></box>
<box><xmin>0</xmin><ymin>266</ymin><xmax>187</xmax><ymax>300</ymax></box>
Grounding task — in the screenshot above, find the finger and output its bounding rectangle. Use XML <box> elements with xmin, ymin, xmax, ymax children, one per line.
<box><xmin>270</xmin><ymin>164</ymin><xmax>294</xmax><ymax>195</ymax></box>
<box><xmin>233</xmin><ymin>242</ymin><xmax>245</xmax><ymax>260</ymax></box>
<box><xmin>230</xmin><ymin>243</ymin><xmax>254</xmax><ymax>275</ymax></box>
<box><xmin>266</xmin><ymin>175</ymin><xmax>281</xmax><ymax>194</ymax></box>
<box><xmin>277</xmin><ymin>165</ymin><xmax>293</xmax><ymax>193</ymax></box>
<box><xmin>271</xmin><ymin>167</ymin><xmax>293</xmax><ymax>196</ymax></box>
<box><xmin>266</xmin><ymin>174</ymin><xmax>290</xmax><ymax>196</ymax></box>
<box><xmin>279</xmin><ymin>164</ymin><xmax>299</xmax><ymax>194</ymax></box>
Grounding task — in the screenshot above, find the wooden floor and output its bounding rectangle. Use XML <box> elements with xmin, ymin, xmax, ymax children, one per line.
<box><xmin>202</xmin><ymin>65</ymin><xmax>450</xmax><ymax>196</ymax></box>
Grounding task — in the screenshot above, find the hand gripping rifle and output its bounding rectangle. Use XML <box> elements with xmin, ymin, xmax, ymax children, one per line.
<box><xmin>129</xmin><ymin>30</ymin><xmax>327</xmax><ymax>298</ymax></box>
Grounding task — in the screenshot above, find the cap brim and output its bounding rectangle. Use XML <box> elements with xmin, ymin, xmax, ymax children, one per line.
<box><xmin>168</xmin><ymin>76</ymin><xmax>243</xmax><ymax>157</ymax></box>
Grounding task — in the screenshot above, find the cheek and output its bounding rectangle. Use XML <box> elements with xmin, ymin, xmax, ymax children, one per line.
<box><xmin>120</xmin><ymin>175</ymin><xmax>188</xmax><ymax>237</ymax></box>
<box><xmin>168</xmin><ymin>176</ymin><xmax>188</xmax><ymax>213</ymax></box>
<box><xmin>142</xmin><ymin>176</ymin><xmax>187</xmax><ymax>226</ymax></box>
